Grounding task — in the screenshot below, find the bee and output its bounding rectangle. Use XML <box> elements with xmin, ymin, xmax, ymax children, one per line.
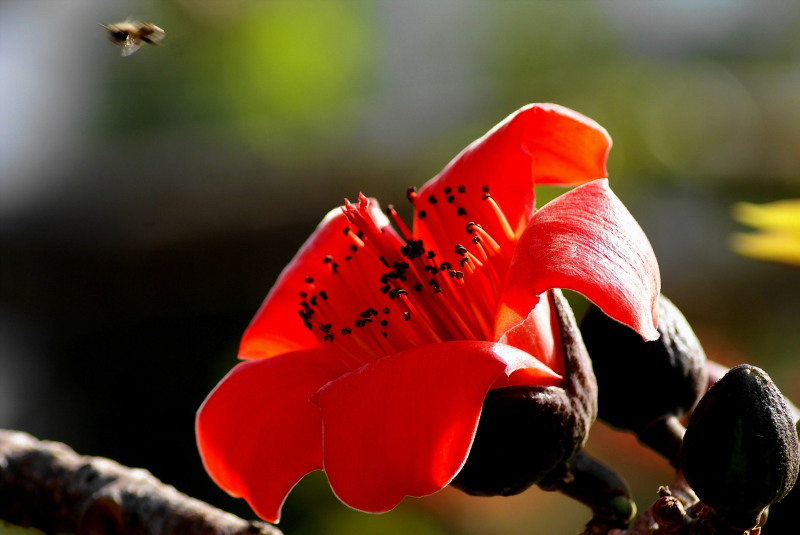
<box><xmin>103</xmin><ymin>21</ymin><xmax>165</xmax><ymax>57</ymax></box>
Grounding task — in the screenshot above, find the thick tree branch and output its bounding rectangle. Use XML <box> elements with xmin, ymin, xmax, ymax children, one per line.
<box><xmin>0</xmin><ymin>429</ymin><xmax>281</xmax><ymax>535</ymax></box>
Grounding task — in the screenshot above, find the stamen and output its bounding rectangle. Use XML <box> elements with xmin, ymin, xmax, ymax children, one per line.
<box><xmin>346</xmin><ymin>229</ymin><xmax>366</xmax><ymax>248</ymax></box>
<box><xmin>469</xmin><ymin>225</ymin><xmax>510</xmax><ymax>275</ymax></box>
<box><xmin>481</xmin><ymin>186</ymin><xmax>516</xmax><ymax>242</ymax></box>
<box><xmin>388</xmin><ymin>251</ymin><xmax>477</xmax><ymax>340</ymax></box>
<box><xmin>463</xmin><ymin>248</ymin><xmax>503</xmax><ymax>298</ymax></box>
<box><xmin>448</xmin><ymin>186</ymin><xmax>513</xmax><ymax>251</ymax></box>
<box><xmin>393</xmin><ymin>293</ymin><xmax>447</xmax><ymax>343</ymax></box>
<box><xmin>309</xmin><ymin>301</ymin><xmax>375</xmax><ymax>368</ymax></box>
<box><xmin>386</xmin><ymin>204</ymin><xmax>413</xmax><ymax>241</ymax></box>
<box><xmin>431</xmin><ymin>269</ymin><xmax>493</xmax><ymax>340</ymax></box>
<box><xmin>300</xmin><ymin>183</ymin><xmax>526</xmax><ymax>370</ymax></box>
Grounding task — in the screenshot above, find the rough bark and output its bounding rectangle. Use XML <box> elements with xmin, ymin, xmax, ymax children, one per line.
<box><xmin>0</xmin><ymin>429</ymin><xmax>281</xmax><ymax>535</ymax></box>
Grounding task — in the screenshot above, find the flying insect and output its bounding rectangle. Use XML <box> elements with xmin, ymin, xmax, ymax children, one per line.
<box><xmin>103</xmin><ymin>21</ymin><xmax>165</xmax><ymax>56</ymax></box>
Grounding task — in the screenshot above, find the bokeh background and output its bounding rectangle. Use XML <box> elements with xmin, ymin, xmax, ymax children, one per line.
<box><xmin>2</xmin><ymin>1</ymin><xmax>800</xmax><ymax>533</ymax></box>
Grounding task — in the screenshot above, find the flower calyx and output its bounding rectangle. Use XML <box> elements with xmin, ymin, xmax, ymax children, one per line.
<box><xmin>451</xmin><ymin>289</ymin><xmax>597</xmax><ymax>496</ymax></box>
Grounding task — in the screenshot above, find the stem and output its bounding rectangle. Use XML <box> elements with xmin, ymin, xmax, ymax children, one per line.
<box><xmin>539</xmin><ymin>450</ymin><xmax>636</xmax><ymax>534</ymax></box>
<box><xmin>636</xmin><ymin>415</ymin><xmax>686</xmax><ymax>469</ymax></box>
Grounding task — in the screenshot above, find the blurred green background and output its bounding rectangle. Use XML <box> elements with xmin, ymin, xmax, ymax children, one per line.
<box><xmin>2</xmin><ymin>1</ymin><xmax>800</xmax><ymax>533</ymax></box>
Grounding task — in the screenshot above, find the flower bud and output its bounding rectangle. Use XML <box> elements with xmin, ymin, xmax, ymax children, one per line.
<box><xmin>681</xmin><ymin>364</ymin><xmax>800</xmax><ymax>531</ymax></box>
<box><xmin>452</xmin><ymin>290</ymin><xmax>597</xmax><ymax>496</ymax></box>
<box><xmin>759</xmin><ymin>421</ymin><xmax>800</xmax><ymax>534</ymax></box>
<box><xmin>580</xmin><ymin>295</ymin><xmax>707</xmax><ymax>465</ymax></box>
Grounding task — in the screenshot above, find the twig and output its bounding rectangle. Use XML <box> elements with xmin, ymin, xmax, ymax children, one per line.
<box><xmin>609</xmin><ymin>474</ymin><xmax>770</xmax><ymax>535</ymax></box>
<box><xmin>0</xmin><ymin>429</ymin><xmax>281</xmax><ymax>535</ymax></box>
<box><xmin>609</xmin><ymin>474</ymin><xmax>697</xmax><ymax>535</ymax></box>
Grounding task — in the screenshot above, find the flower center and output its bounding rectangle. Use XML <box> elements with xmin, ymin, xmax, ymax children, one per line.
<box><xmin>298</xmin><ymin>185</ymin><xmax>519</xmax><ymax>369</ymax></box>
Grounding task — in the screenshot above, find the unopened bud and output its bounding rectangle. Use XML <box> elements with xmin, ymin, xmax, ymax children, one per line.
<box><xmin>681</xmin><ymin>365</ymin><xmax>800</xmax><ymax>531</ymax></box>
<box><xmin>580</xmin><ymin>295</ymin><xmax>707</xmax><ymax>465</ymax></box>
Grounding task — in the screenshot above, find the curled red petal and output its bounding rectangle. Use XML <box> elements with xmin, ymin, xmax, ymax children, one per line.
<box><xmin>519</xmin><ymin>103</ymin><xmax>611</xmax><ymax>186</ymax></box>
<box><xmin>494</xmin><ymin>290</ymin><xmax>565</xmax><ymax>385</ymax></box>
<box><xmin>413</xmin><ymin>104</ymin><xmax>612</xmax><ymax>259</ymax></box>
<box><xmin>312</xmin><ymin>340</ymin><xmax>559</xmax><ymax>514</ymax></box>
<box><xmin>497</xmin><ymin>179</ymin><xmax>660</xmax><ymax>340</ymax></box>
<box><xmin>196</xmin><ymin>349</ymin><xmax>348</xmax><ymax>523</ymax></box>
<box><xmin>240</xmin><ymin>201</ymin><xmax>394</xmax><ymax>360</ymax></box>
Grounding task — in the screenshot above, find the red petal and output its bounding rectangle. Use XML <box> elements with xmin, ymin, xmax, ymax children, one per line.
<box><xmin>196</xmin><ymin>349</ymin><xmax>348</xmax><ymax>523</ymax></box>
<box><xmin>496</xmin><ymin>179</ymin><xmax>660</xmax><ymax>340</ymax></box>
<box><xmin>240</xmin><ymin>202</ymin><xmax>394</xmax><ymax>359</ymax></box>
<box><xmin>413</xmin><ymin>104</ymin><xmax>611</xmax><ymax>258</ymax></box>
<box><xmin>313</xmin><ymin>340</ymin><xmax>558</xmax><ymax>513</ymax></box>
<box><xmin>494</xmin><ymin>290</ymin><xmax>565</xmax><ymax>385</ymax></box>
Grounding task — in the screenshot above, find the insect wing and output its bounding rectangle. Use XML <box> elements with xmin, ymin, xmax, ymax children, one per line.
<box><xmin>120</xmin><ymin>36</ymin><xmax>143</xmax><ymax>56</ymax></box>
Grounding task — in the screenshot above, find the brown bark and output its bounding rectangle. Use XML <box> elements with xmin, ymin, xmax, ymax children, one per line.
<box><xmin>0</xmin><ymin>429</ymin><xmax>281</xmax><ymax>535</ymax></box>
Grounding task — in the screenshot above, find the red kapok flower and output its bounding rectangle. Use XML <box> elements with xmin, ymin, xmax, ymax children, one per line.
<box><xmin>196</xmin><ymin>103</ymin><xmax>661</xmax><ymax>523</ymax></box>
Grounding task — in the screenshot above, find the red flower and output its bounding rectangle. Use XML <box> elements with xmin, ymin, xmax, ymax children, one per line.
<box><xmin>196</xmin><ymin>104</ymin><xmax>661</xmax><ymax>522</ymax></box>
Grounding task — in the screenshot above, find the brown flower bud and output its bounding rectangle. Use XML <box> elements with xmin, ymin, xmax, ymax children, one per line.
<box><xmin>580</xmin><ymin>295</ymin><xmax>707</xmax><ymax>465</ymax></box>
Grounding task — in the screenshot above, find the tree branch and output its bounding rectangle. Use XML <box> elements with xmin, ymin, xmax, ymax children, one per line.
<box><xmin>0</xmin><ymin>429</ymin><xmax>281</xmax><ymax>535</ymax></box>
